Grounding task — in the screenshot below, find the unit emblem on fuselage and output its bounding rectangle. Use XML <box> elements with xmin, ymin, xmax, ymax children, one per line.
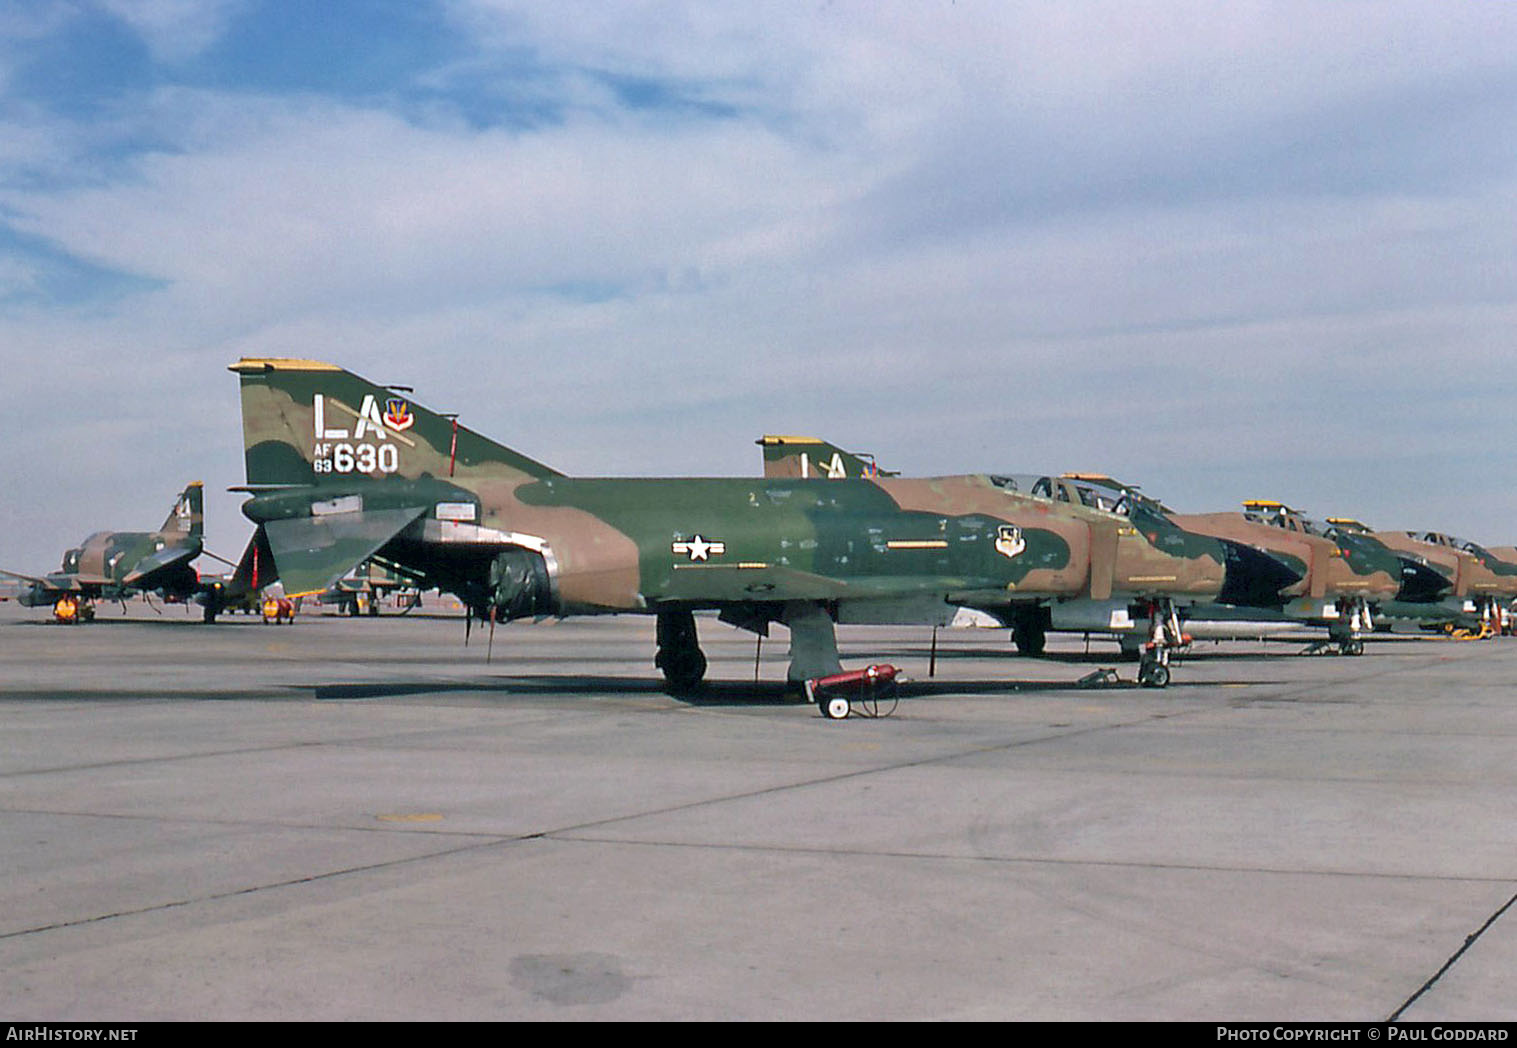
<box><xmin>995</xmin><ymin>525</ymin><xmax>1027</xmax><ymax>560</ymax></box>
<box><xmin>384</xmin><ymin>398</ymin><xmax>415</xmax><ymax>432</ymax></box>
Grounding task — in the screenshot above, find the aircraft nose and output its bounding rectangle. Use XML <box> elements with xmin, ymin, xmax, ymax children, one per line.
<box><xmin>1396</xmin><ymin>557</ymin><xmax>1451</xmax><ymax>603</ymax></box>
<box><xmin>1216</xmin><ymin>540</ymin><xmax>1303</xmax><ymax>608</ymax></box>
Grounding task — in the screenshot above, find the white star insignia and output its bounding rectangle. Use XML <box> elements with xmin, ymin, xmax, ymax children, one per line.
<box><xmin>672</xmin><ymin>535</ymin><xmax>726</xmax><ymax>561</ymax></box>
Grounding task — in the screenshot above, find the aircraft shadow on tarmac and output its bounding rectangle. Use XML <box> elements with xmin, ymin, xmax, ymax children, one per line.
<box><xmin>304</xmin><ymin>672</ymin><xmax>1277</xmax><ymax>705</ymax></box>
<box><xmin>850</xmin><ymin>643</ymin><xmax>1375</xmax><ymax>665</ymax></box>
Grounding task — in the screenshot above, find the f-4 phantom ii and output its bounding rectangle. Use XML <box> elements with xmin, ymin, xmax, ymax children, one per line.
<box><xmin>318</xmin><ymin>558</ymin><xmax>422</xmax><ymax>616</ymax></box>
<box><xmin>228</xmin><ymin>360</ymin><xmax>1292</xmax><ymax>698</ymax></box>
<box><xmin>1326</xmin><ymin>520</ymin><xmax>1517</xmax><ymax>635</ymax></box>
<box><xmin>1158</xmin><ymin>499</ymin><xmax>1425</xmax><ymax>654</ymax></box>
<box><xmin>1</xmin><ymin>483</ymin><xmax>206</xmax><ymax>623</ymax></box>
<box><xmin>755</xmin><ymin>438</ymin><xmax>1302</xmax><ymax>679</ymax></box>
<box><xmin>755</xmin><ymin>439</ymin><xmax>1424</xmax><ymax>657</ymax></box>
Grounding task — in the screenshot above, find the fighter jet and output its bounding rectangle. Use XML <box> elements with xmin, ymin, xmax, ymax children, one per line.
<box><xmin>1</xmin><ymin>483</ymin><xmax>206</xmax><ymax>623</ymax></box>
<box><xmin>755</xmin><ymin>441</ymin><xmax>1405</xmax><ymax>656</ymax></box>
<box><xmin>1150</xmin><ymin>499</ymin><xmax>1410</xmax><ymax>654</ymax></box>
<box><xmin>228</xmin><ymin>359</ymin><xmax>1292</xmax><ymax>698</ymax></box>
<box><xmin>1327</xmin><ymin>520</ymin><xmax>1517</xmax><ymax>634</ymax></box>
<box><xmin>1405</xmin><ymin>532</ymin><xmax>1517</xmax><ymax>629</ymax></box>
<box><xmin>318</xmin><ymin>558</ymin><xmax>422</xmax><ymax>616</ymax></box>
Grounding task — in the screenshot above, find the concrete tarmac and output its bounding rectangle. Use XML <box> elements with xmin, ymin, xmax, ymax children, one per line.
<box><xmin>1</xmin><ymin>601</ymin><xmax>1514</xmax><ymax>1021</ymax></box>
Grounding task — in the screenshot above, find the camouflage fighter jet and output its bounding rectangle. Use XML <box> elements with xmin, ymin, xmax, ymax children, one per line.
<box><xmin>1</xmin><ymin>483</ymin><xmax>206</xmax><ymax>623</ymax></box>
<box><xmin>1327</xmin><ymin>520</ymin><xmax>1517</xmax><ymax>634</ymax></box>
<box><xmin>318</xmin><ymin>557</ymin><xmax>423</xmax><ymax>616</ymax></box>
<box><xmin>981</xmin><ymin>487</ymin><xmax>1405</xmax><ymax>655</ymax></box>
<box><xmin>758</xmin><ymin>442</ymin><xmax>1444</xmax><ymax>655</ymax></box>
<box><xmin>1407</xmin><ymin>531</ymin><xmax>1517</xmax><ymax>634</ymax></box>
<box><xmin>228</xmin><ymin>360</ymin><xmax>1290</xmax><ymax>697</ymax></box>
<box><xmin>758</xmin><ymin>439</ymin><xmax>1316</xmax><ymax>661</ymax></box>
<box><xmin>195</xmin><ymin>527</ymin><xmax>289</xmax><ymax>622</ymax></box>
<box><xmin>1157</xmin><ymin>499</ymin><xmax>1412</xmax><ymax>654</ymax></box>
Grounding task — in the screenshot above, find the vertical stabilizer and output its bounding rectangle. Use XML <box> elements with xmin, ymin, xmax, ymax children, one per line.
<box><xmin>229</xmin><ymin>358</ymin><xmax>562</xmax><ymax>487</ymax></box>
<box><xmin>757</xmin><ymin>435</ymin><xmax>894</xmax><ymax>480</ymax></box>
<box><xmin>161</xmin><ymin>482</ymin><xmax>204</xmax><ymax>537</ymax></box>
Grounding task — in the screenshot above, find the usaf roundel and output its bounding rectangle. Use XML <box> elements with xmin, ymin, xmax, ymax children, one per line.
<box><xmin>672</xmin><ymin>535</ymin><xmax>726</xmax><ymax>562</ymax></box>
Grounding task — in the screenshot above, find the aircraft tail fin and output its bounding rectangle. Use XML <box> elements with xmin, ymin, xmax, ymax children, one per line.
<box><xmin>756</xmin><ymin>435</ymin><xmax>897</xmax><ymax>480</ymax></box>
<box><xmin>228</xmin><ymin>358</ymin><xmax>563</xmax><ymax>488</ymax></box>
<box><xmin>229</xmin><ymin>528</ymin><xmax>277</xmax><ymax>594</ymax></box>
<box><xmin>161</xmin><ymin>482</ymin><xmax>204</xmax><ymax>537</ymax></box>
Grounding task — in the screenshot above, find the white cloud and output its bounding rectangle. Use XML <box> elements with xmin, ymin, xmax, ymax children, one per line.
<box><xmin>5</xmin><ymin>2</ymin><xmax>1517</xmax><ymax>570</ymax></box>
<box><xmin>97</xmin><ymin>0</ymin><xmax>246</xmax><ymax>63</ymax></box>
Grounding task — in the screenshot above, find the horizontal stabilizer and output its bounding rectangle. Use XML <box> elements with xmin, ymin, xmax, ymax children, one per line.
<box><xmin>0</xmin><ymin>567</ymin><xmax>53</xmax><ymax>588</ymax></box>
<box><xmin>264</xmin><ymin>506</ymin><xmax>428</xmax><ymax>597</ymax></box>
<box><xmin>122</xmin><ymin>544</ymin><xmax>199</xmax><ymax>586</ymax></box>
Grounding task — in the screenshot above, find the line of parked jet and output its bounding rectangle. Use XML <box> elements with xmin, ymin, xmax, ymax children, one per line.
<box><xmin>6</xmin><ymin>358</ymin><xmax>1514</xmax><ymax>714</ymax></box>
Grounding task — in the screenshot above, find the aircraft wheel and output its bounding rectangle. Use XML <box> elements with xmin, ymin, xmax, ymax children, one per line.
<box><xmin>1341</xmin><ymin>639</ymin><xmax>1364</xmax><ymax>657</ymax></box>
<box><xmin>821</xmin><ymin>695</ymin><xmax>851</xmax><ymax>720</ymax></box>
<box><xmin>1139</xmin><ymin>661</ymin><xmax>1170</xmax><ymax>688</ymax></box>
<box><xmin>1011</xmin><ymin>622</ymin><xmax>1046</xmax><ymax>656</ymax></box>
<box><xmin>660</xmin><ymin>648</ymin><xmax>707</xmax><ymax>695</ymax></box>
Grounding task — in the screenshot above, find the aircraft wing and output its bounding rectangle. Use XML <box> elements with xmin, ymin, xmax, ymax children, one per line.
<box><xmin>652</xmin><ymin>563</ymin><xmax>853</xmax><ymax>602</ymax></box>
<box><xmin>0</xmin><ymin>567</ymin><xmax>54</xmax><ymax>587</ymax></box>
<box><xmin>651</xmin><ymin>565</ymin><xmax>1002</xmax><ymax>604</ymax></box>
<box><xmin>0</xmin><ymin>567</ymin><xmax>86</xmax><ymax>595</ymax></box>
<box><xmin>263</xmin><ymin>506</ymin><xmax>430</xmax><ymax>597</ymax></box>
<box><xmin>121</xmin><ymin>544</ymin><xmax>200</xmax><ymax>587</ymax></box>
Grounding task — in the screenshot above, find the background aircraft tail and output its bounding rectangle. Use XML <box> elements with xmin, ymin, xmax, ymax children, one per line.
<box><xmin>757</xmin><ymin>435</ymin><xmax>896</xmax><ymax>479</ymax></box>
<box><xmin>159</xmin><ymin>482</ymin><xmax>204</xmax><ymax>537</ymax></box>
<box><xmin>229</xmin><ymin>358</ymin><xmax>562</xmax><ymax>488</ymax></box>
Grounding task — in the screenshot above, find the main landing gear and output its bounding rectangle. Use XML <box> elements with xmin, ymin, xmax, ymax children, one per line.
<box><xmin>655</xmin><ymin>602</ymin><xmax>848</xmax><ymax>710</ymax></box>
<box><xmin>655</xmin><ymin>609</ymin><xmax>707</xmax><ymax>694</ymax></box>
<box><xmin>1137</xmin><ymin>599</ymin><xmax>1186</xmax><ymax>688</ymax></box>
<box><xmin>1325</xmin><ymin>596</ymin><xmax>1371</xmax><ymax>656</ymax></box>
<box><xmin>1009</xmin><ymin>607</ymin><xmax>1049</xmax><ymax>656</ymax></box>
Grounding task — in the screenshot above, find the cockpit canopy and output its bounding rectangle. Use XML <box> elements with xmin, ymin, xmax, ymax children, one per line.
<box><xmin>988</xmin><ymin>472</ymin><xmax>1167</xmax><ymax>521</ymax></box>
<box><xmin>1242</xmin><ymin>501</ymin><xmax>1340</xmax><ymax>540</ymax></box>
<box><xmin>1325</xmin><ymin>517</ymin><xmax>1372</xmax><ymax>535</ymax></box>
<box><xmin>1410</xmin><ymin>531</ymin><xmax>1489</xmax><ymax>556</ymax></box>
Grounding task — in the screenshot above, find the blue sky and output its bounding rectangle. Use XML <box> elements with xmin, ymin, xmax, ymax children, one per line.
<box><xmin>4</xmin><ymin>1</ymin><xmax>1517</xmax><ymax>570</ymax></box>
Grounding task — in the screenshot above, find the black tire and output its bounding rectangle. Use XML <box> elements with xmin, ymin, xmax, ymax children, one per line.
<box><xmin>661</xmin><ymin>648</ymin><xmax>707</xmax><ymax>694</ymax></box>
<box><xmin>1011</xmin><ymin>622</ymin><xmax>1046</xmax><ymax>656</ymax></box>
<box><xmin>1138</xmin><ymin>658</ymin><xmax>1170</xmax><ymax>688</ymax></box>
